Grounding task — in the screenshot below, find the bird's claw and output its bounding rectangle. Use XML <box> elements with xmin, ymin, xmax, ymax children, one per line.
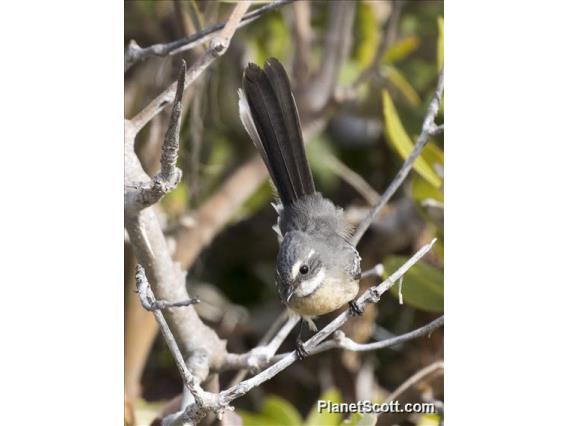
<box><xmin>348</xmin><ymin>299</ymin><xmax>364</xmax><ymax>316</ymax></box>
<box><xmin>295</xmin><ymin>340</ymin><xmax>308</xmax><ymax>360</ymax></box>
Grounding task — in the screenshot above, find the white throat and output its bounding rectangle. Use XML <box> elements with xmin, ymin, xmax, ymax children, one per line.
<box><xmin>294</xmin><ymin>268</ymin><xmax>325</xmax><ymax>297</ymax></box>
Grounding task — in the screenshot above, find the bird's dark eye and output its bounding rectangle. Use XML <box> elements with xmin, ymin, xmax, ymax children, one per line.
<box><xmin>300</xmin><ymin>265</ymin><xmax>309</xmax><ymax>275</ymax></box>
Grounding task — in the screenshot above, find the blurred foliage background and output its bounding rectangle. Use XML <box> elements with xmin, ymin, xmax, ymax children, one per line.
<box><xmin>125</xmin><ymin>1</ymin><xmax>443</xmax><ymax>425</ymax></box>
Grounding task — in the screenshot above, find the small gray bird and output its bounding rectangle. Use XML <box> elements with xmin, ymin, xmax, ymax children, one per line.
<box><xmin>238</xmin><ymin>58</ymin><xmax>362</xmax><ymax>355</ymax></box>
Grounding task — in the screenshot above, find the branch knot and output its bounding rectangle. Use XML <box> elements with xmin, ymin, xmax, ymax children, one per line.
<box><xmin>210</xmin><ymin>37</ymin><xmax>228</xmax><ymax>56</ymax></box>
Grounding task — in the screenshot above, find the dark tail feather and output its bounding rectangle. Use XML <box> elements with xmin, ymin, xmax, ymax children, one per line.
<box><xmin>239</xmin><ymin>58</ymin><xmax>315</xmax><ymax>205</ymax></box>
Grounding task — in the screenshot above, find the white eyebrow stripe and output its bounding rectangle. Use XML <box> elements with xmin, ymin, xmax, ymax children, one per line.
<box><xmin>291</xmin><ymin>250</ymin><xmax>315</xmax><ymax>279</ymax></box>
<box><xmin>291</xmin><ymin>260</ymin><xmax>302</xmax><ymax>280</ymax></box>
<box><xmin>295</xmin><ymin>268</ymin><xmax>325</xmax><ymax>297</ymax></box>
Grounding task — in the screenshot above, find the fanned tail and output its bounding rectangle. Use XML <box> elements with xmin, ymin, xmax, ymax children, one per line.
<box><xmin>239</xmin><ymin>57</ymin><xmax>315</xmax><ymax>206</ymax></box>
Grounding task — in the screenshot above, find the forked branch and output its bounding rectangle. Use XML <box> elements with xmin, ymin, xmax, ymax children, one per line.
<box><xmin>127</xmin><ymin>1</ymin><xmax>252</xmax><ymax>134</ymax></box>
<box><xmin>137</xmin><ymin>60</ymin><xmax>186</xmax><ymax>207</ymax></box>
<box><xmin>135</xmin><ymin>266</ymin><xmax>208</xmax><ymax>408</ymax></box>
<box><xmin>350</xmin><ymin>68</ymin><xmax>444</xmax><ymax>246</ymax></box>
<box><xmin>166</xmin><ymin>239</ymin><xmax>438</xmax><ymax>424</ymax></box>
<box><xmin>125</xmin><ymin>1</ymin><xmax>293</xmax><ymax>71</ymax></box>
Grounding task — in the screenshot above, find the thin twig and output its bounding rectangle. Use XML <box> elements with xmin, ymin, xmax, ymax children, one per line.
<box><xmin>324</xmin><ymin>154</ymin><xmax>380</xmax><ymax>205</ymax></box>
<box><xmin>172</xmin><ymin>120</ymin><xmax>325</xmax><ymax>269</ymax></box>
<box><xmin>128</xmin><ymin>1</ymin><xmax>252</xmax><ymax>134</ymax></box>
<box><xmin>300</xmin><ymin>0</ymin><xmax>356</xmax><ymax>113</ymax></box>
<box><xmin>138</xmin><ymin>60</ymin><xmax>186</xmax><ymax>207</ymax></box>
<box><xmin>290</xmin><ymin>0</ymin><xmax>311</xmax><ymax>85</ymax></box>
<box><xmin>222</xmin><ymin>313</ymin><xmax>300</xmax><ymax>372</ymax></box>
<box><xmin>135</xmin><ymin>265</ymin><xmax>207</xmax><ymax>407</ymax></box>
<box><xmin>430</xmin><ymin>124</ymin><xmax>444</xmax><ymax>135</ymax></box>
<box><xmin>350</xmin><ymin>69</ymin><xmax>444</xmax><ymax>246</ymax></box>
<box><xmin>125</xmin><ymin>1</ymin><xmax>293</xmax><ymax>71</ymax></box>
<box><xmin>168</xmin><ymin>239</ymin><xmax>437</xmax><ymax>423</ymax></box>
<box><xmin>215</xmin><ymin>238</ymin><xmax>436</xmax><ymax>404</ymax></box>
<box><xmin>126</xmin><ymin>5</ymin><xmax>444</xmax><ymax>422</ymax></box>
<box><xmin>325</xmin><ymin>316</ymin><xmax>443</xmax><ymax>353</ymax></box>
<box><xmin>225</xmin><ymin>310</ymin><xmax>293</xmax><ymax>386</ymax></box>
<box><xmin>124</xmin><ymin>9</ymin><xmax>238</xmax><ymax>400</ymax></box>
<box><xmin>222</xmin><ymin>302</ymin><xmax>441</xmax><ymax>373</ymax></box>
<box><xmin>136</xmin><ymin>264</ymin><xmax>199</xmax><ymax>311</ymax></box>
<box><xmin>376</xmin><ymin>360</ymin><xmax>444</xmax><ymax>420</ymax></box>
<box><xmin>187</xmin><ymin>1</ymin><xmax>204</xmax><ymax>33</ymax></box>
<box><xmin>361</xmin><ymin>263</ymin><xmax>384</xmax><ymax>279</ymax></box>
<box><xmin>267</xmin><ymin>316</ymin><xmax>443</xmax><ymax>360</ymax></box>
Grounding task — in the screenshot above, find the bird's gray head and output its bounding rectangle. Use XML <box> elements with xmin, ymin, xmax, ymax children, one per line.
<box><xmin>276</xmin><ymin>231</ymin><xmax>327</xmax><ymax>303</ymax></box>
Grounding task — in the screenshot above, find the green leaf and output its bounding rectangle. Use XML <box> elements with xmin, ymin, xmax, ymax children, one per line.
<box><xmin>421</xmin><ymin>143</ymin><xmax>444</xmax><ymax>173</ymax></box>
<box><xmin>411</xmin><ymin>176</ymin><xmax>443</xmax><ymax>203</ymax></box>
<box><xmin>383</xmin><ymin>36</ymin><xmax>420</xmax><ymax>64</ymax></box>
<box><xmin>417</xmin><ymin>413</ymin><xmax>442</xmax><ymax>426</ymax></box>
<box><xmin>382</xmin><ymin>65</ymin><xmax>421</xmax><ymax>107</ymax></box>
<box><xmin>382</xmin><ymin>90</ymin><xmax>441</xmax><ymax>188</ymax></box>
<box><xmin>239</xmin><ymin>412</ymin><xmax>282</xmax><ymax>426</ymax></box>
<box><xmin>411</xmin><ymin>143</ymin><xmax>444</xmax><ymax>212</ymax></box>
<box><xmin>262</xmin><ymin>396</ymin><xmax>303</xmax><ymax>426</ymax></box>
<box><xmin>355</xmin><ymin>3</ymin><xmax>380</xmax><ymax>69</ymax></box>
<box><xmin>384</xmin><ymin>256</ymin><xmax>444</xmax><ymax>312</ymax></box>
<box><xmin>305</xmin><ymin>388</ymin><xmax>343</xmax><ymax>426</ymax></box>
<box><xmin>437</xmin><ymin>17</ymin><xmax>444</xmax><ymax>71</ymax></box>
<box><xmin>239</xmin><ymin>395</ymin><xmax>303</xmax><ymax>426</ymax></box>
<box><xmin>133</xmin><ymin>398</ymin><xmax>166</xmax><ymax>426</ymax></box>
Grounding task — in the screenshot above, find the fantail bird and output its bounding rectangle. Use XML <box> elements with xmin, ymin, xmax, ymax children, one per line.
<box><xmin>238</xmin><ymin>58</ymin><xmax>362</xmax><ymax>356</ymax></box>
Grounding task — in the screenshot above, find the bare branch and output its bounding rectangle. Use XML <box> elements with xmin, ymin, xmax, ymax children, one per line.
<box><xmin>125</xmin><ymin>5</ymin><xmax>444</xmax><ymax>423</ymax></box>
<box><xmin>124</xmin><ymin>6</ymin><xmax>275</xmax><ymax>417</ymax></box>
<box><xmin>350</xmin><ymin>69</ymin><xmax>444</xmax><ymax>246</ymax></box>
<box><xmin>299</xmin><ymin>0</ymin><xmax>356</xmax><ymax>114</ymax></box>
<box><xmin>324</xmin><ymin>154</ymin><xmax>380</xmax><ymax>205</ymax></box>
<box><xmin>361</xmin><ymin>263</ymin><xmax>384</xmax><ymax>280</ymax></box>
<box><xmin>224</xmin><ymin>310</ymin><xmax>293</xmax><ymax>387</ymax></box>
<box><xmin>172</xmin><ymin>120</ymin><xmax>324</xmax><ymax>272</ymax></box>
<box><xmin>255</xmin><ymin>315</ymin><xmax>443</xmax><ymax>365</ymax></box>
<box><xmin>127</xmin><ymin>90</ymin><xmax>329</xmax><ymax>410</ymax></box>
<box><xmin>128</xmin><ymin>1</ymin><xmax>253</xmax><ymax>134</ymax></box>
<box><xmin>222</xmin><ymin>313</ymin><xmax>300</xmax><ymax>372</ymax></box>
<box><xmin>124</xmin><ymin>57</ymin><xmax>230</xmax><ymax>390</ymax></box>
<box><xmin>135</xmin><ymin>265</ymin><xmax>208</xmax><ymax>408</ymax></box>
<box><xmin>289</xmin><ymin>0</ymin><xmax>312</xmax><ymax>85</ymax></box>
<box><xmin>320</xmin><ymin>316</ymin><xmax>443</xmax><ymax>353</ymax></box>
<box><xmin>430</xmin><ymin>124</ymin><xmax>444</xmax><ymax>135</ymax></box>
<box><xmin>138</xmin><ymin>60</ymin><xmax>186</xmax><ymax>207</ymax></box>
<box><xmin>376</xmin><ymin>360</ymin><xmax>444</xmax><ymax>421</ymax></box>
<box><xmin>136</xmin><ymin>264</ymin><xmax>199</xmax><ymax>311</ymax></box>
<box><xmin>215</xmin><ymin>239</ymin><xmax>437</xmax><ymax>404</ymax></box>
<box><xmin>215</xmin><ymin>1</ymin><xmax>252</xmax><ymax>42</ymax></box>
<box><xmin>162</xmin><ymin>240</ymin><xmax>437</xmax><ymax>423</ymax></box>
<box><xmin>125</xmin><ymin>1</ymin><xmax>293</xmax><ymax>71</ymax></box>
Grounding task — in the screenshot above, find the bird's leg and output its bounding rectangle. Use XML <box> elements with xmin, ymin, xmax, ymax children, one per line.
<box><xmin>348</xmin><ymin>299</ymin><xmax>364</xmax><ymax>316</ymax></box>
<box><xmin>295</xmin><ymin>319</ymin><xmax>308</xmax><ymax>360</ymax></box>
